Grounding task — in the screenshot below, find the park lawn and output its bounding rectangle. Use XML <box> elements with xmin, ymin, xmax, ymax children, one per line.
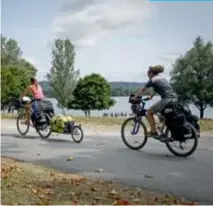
<box><xmin>1</xmin><ymin>157</ymin><xmax>197</xmax><ymax>205</ymax></box>
<box><xmin>1</xmin><ymin>113</ymin><xmax>213</xmax><ymax>132</ymax></box>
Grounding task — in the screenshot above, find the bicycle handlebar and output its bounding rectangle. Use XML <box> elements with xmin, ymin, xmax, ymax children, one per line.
<box><xmin>142</xmin><ymin>97</ymin><xmax>150</xmax><ymax>101</ymax></box>
<box><xmin>128</xmin><ymin>95</ymin><xmax>150</xmax><ymax>104</ymax></box>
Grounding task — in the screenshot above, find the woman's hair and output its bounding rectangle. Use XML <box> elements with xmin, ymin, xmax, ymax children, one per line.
<box><xmin>149</xmin><ymin>65</ymin><xmax>164</xmax><ymax>75</ymax></box>
<box><xmin>30</xmin><ymin>77</ymin><xmax>38</xmax><ymax>88</ymax></box>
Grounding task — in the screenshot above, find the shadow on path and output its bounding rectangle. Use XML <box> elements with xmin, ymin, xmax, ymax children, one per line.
<box><xmin>1</xmin><ymin>133</ymin><xmax>38</xmax><ymax>139</ymax></box>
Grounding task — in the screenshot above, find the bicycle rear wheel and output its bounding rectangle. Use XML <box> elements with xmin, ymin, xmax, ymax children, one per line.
<box><xmin>121</xmin><ymin>117</ymin><xmax>148</xmax><ymax>150</ymax></box>
<box><xmin>37</xmin><ymin>113</ymin><xmax>52</xmax><ymax>139</ymax></box>
<box><xmin>16</xmin><ymin>112</ymin><xmax>30</xmax><ymax>136</ymax></box>
<box><xmin>165</xmin><ymin>122</ymin><xmax>198</xmax><ymax>157</ymax></box>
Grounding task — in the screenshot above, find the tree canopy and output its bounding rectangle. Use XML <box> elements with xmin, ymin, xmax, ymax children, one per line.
<box><xmin>171</xmin><ymin>36</ymin><xmax>213</xmax><ymax>119</ymax></box>
<box><xmin>46</xmin><ymin>38</ymin><xmax>79</xmax><ymax>114</ymax></box>
<box><xmin>1</xmin><ymin>35</ymin><xmax>37</xmax><ymax>105</ymax></box>
<box><xmin>68</xmin><ymin>73</ymin><xmax>115</xmax><ymax>116</ymax></box>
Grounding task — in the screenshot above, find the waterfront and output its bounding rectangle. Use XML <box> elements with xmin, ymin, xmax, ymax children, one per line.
<box><xmin>49</xmin><ymin>96</ymin><xmax>213</xmax><ymax>118</ymax></box>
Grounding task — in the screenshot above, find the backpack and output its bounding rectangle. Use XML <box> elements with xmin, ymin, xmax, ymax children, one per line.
<box><xmin>37</xmin><ymin>100</ymin><xmax>54</xmax><ymax>113</ymax></box>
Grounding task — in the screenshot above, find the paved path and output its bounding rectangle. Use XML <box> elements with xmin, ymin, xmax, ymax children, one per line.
<box><xmin>1</xmin><ymin>125</ymin><xmax>213</xmax><ymax>204</ymax></box>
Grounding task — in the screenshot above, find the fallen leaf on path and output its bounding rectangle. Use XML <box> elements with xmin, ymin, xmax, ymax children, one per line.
<box><xmin>31</xmin><ymin>188</ymin><xmax>38</xmax><ymax>194</ymax></box>
<box><xmin>72</xmin><ymin>200</ymin><xmax>78</xmax><ymax>204</ymax></box>
<box><xmin>132</xmin><ymin>198</ymin><xmax>140</xmax><ymax>203</ymax></box>
<box><xmin>145</xmin><ymin>175</ymin><xmax>153</xmax><ymax>178</ymax></box>
<box><xmin>91</xmin><ymin>187</ymin><xmax>99</xmax><ymax>191</ymax></box>
<box><xmin>66</xmin><ymin>156</ymin><xmax>74</xmax><ymax>161</ymax></box>
<box><xmin>187</xmin><ymin>201</ymin><xmax>197</xmax><ymax>205</ymax></box>
<box><xmin>113</xmin><ymin>199</ymin><xmax>132</xmax><ymax>205</ymax></box>
<box><xmin>94</xmin><ymin>168</ymin><xmax>104</xmax><ymax>173</ymax></box>
<box><xmin>109</xmin><ymin>189</ymin><xmax>118</xmax><ymax>196</ymax></box>
<box><xmin>49</xmin><ymin>172</ymin><xmax>56</xmax><ymax>177</ymax></box>
<box><xmin>94</xmin><ymin>196</ymin><xmax>104</xmax><ymax>201</ymax></box>
<box><xmin>16</xmin><ymin>167</ymin><xmax>23</xmax><ymax>173</ymax></box>
<box><xmin>7</xmin><ymin>183</ymin><xmax>15</xmax><ymax>188</ymax></box>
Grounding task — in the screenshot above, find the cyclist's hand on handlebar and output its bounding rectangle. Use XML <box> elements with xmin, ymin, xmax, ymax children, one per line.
<box><xmin>143</xmin><ymin>96</ymin><xmax>151</xmax><ymax>101</ymax></box>
<box><xmin>131</xmin><ymin>96</ymin><xmax>138</xmax><ymax>101</ymax></box>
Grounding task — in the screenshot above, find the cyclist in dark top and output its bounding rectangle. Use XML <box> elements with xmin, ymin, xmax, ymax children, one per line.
<box><xmin>132</xmin><ymin>65</ymin><xmax>176</xmax><ymax>137</ymax></box>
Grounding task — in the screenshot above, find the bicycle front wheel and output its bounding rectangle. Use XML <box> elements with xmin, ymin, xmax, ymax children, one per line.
<box><xmin>121</xmin><ymin>117</ymin><xmax>148</xmax><ymax>150</ymax></box>
<box><xmin>16</xmin><ymin>112</ymin><xmax>30</xmax><ymax>136</ymax></box>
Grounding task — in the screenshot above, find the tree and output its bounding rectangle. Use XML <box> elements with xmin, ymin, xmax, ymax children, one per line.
<box><xmin>171</xmin><ymin>36</ymin><xmax>213</xmax><ymax>119</ymax></box>
<box><xmin>68</xmin><ymin>73</ymin><xmax>116</xmax><ymax>116</ymax></box>
<box><xmin>46</xmin><ymin>39</ymin><xmax>79</xmax><ymax>114</ymax></box>
<box><xmin>1</xmin><ymin>66</ymin><xmax>32</xmax><ymax>104</ymax></box>
<box><xmin>1</xmin><ymin>34</ymin><xmax>37</xmax><ymax>106</ymax></box>
<box><xmin>1</xmin><ymin>35</ymin><xmax>22</xmax><ymax>66</ymax></box>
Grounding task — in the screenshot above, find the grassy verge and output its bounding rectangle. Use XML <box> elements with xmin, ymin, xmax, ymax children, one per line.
<box><xmin>1</xmin><ymin>113</ymin><xmax>213</xmax><ymax>132</ymax></box>
<box><xmin>1</xmin><ymin>157</ymin><xmax>196</xmax><ymax>205</ymax></box>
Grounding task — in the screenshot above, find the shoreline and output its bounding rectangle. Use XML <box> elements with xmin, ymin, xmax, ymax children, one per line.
<box><xmin>1</xmin><ymin>118</ymin><xmax>213</xmax><ymax>137</ymax></box>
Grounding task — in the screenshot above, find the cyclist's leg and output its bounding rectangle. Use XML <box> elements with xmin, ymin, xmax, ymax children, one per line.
<box><xmin>23</xmin><ymin>102</ymin><xmax>31</xmax><ymax>124</ymax></box>
<box><xmin>31</xmin><ymin>100</ymin><xmax>38</xmax><ymax>123</ymax></box>
<box><xmin>146</xmin><ymin>101</ymin><xmax>160</xmax><ymax>135</ymax></box>
<box><xmin>146</xmin><ymin>98</ymin><xmax>171</xmax><ymax>136</ymax></box>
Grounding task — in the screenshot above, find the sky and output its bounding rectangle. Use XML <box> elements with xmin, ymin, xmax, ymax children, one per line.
<box><xmin>1</xmin><ymin>0</ymin><xmax>213</xmax><ymax>82</ymax></box>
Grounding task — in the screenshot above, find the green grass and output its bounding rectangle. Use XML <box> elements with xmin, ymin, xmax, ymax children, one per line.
<box><xmin>1</xmin><ymin>113</ymin><xmax>213</xmax><ymax>132</ymax></box>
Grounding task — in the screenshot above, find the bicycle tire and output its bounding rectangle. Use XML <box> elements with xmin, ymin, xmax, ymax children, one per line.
<box><xmin>121</xmin><ymin>117</ymin><xmax>148</xmax><ymax>150</ymax></box>
<box><xmin>71</xmin><ymin>125</ymin><xmax>84</xmax><ymax>143</ymax></box>
<box><xmin>37</xmin><ymin>113</ymin><xmax>52</xmax><ymax>139</ymax></box>
<box><xmin>165</xmin><ymin>122</ymin><xmax>198</xmax><ymax>157</ymax></box>
<box><xmin>16</xmin><ymin>112</ymin><xmax>30</xmax><ymax>136</ymax></box>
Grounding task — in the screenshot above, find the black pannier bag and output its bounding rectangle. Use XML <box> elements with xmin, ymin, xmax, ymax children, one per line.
<box><xmin>37</xmin><ymin>100</ymin><xmax>54</xmax><ymax>114</ymax></box>
<box><xmin>161</xmin><ymin>102</ymin><xmax>186</xmax><ymax>141</ymax></box>
<box><xmin>162</xmin><ymin>101</ymin><xmax>200</xmax><ymax>140</ymax></box>
<box><xmin>34</xmin><ymin>111</ymin><xmax>46</xmax><ymax>124</ymax></box>
<box><xmin>179</xmin><ymin>105</ymin><xmax>200</xmax><ymax>133</ymax></box>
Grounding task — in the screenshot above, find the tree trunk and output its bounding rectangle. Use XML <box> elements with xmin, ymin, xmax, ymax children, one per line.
<box><xmin>8</xmin><ymin>106</ymin><xmax>11</xmax><ymax>113</ymax></box>
<box><xmin>84</xmin><ymin>110</ymin><xmax>91</xmax><ymax>116</ymax></box>
<box><xmin>62</xmin><ymin>108</ymin><xmax>66</xmax><ymax>116</ymax></box>
<box><xmin>199</xmin><ymin>108</ymin><xmax>205</xmax><ymax>119</ymax></box>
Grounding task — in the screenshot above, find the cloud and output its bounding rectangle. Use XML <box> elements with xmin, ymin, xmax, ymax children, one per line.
<box><xmin>51</xmin><ymin>0</ymin><xmax>152</xmax><ymax>47</ymax></box>
<box><xmin>158</xmin><ymin>53</ymin><xmax>180</xmax><ymax>64</ymax></box>
<box><xmin>23</xmin><ymin>56</ymin><xmax>48</xmax><ymax>80</ymax></box>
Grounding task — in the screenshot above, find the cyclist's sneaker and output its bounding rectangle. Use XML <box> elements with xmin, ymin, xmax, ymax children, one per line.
<box><xmin>147</xmin><ymin>131</ymin><xmax>158</xmax><ymax>137</ymax></box>
<box><xmin>158</xmin><ymin>134</ymin><xmax>169</xmax><ymax>142</ymax></box>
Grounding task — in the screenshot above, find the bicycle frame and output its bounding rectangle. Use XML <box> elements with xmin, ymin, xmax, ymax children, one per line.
<box><xmin>130</xmin><ymin>98</ymin><xmax>166</xmax><ymax>136</ymax></box>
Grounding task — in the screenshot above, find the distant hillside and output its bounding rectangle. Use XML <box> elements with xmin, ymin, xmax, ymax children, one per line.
<box><xmin>110</xmin><ymin>81</ymin><xmax>145</xmax><ymax>89</ymax></box>
<box><xmin>39</xmin><ymin>81</ymin><xmax>148</xmax><ymax>97</ymax></box>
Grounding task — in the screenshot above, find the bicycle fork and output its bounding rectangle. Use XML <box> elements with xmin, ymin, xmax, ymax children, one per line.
<box><xmin>131</xmin><ymin>119</ymin><xmax>140</xmax><ymax>135</ymax></box>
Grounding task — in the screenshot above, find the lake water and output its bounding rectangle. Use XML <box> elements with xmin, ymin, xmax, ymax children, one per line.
<box><xmin>48</xmin><ymin>96</ymin><xmax>213</xmax><ymax>118</ymax></box>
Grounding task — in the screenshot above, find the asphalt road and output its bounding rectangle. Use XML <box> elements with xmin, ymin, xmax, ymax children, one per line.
<box><xmin>1</xmin><ymin>126</ymin><xmax>213</xmax><ymax>204</ymax></box>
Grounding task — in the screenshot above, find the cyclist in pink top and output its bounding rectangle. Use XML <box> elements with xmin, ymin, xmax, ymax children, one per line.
<box><xmin>21</xmin><ymin>77</ymin><xmax>45</xmax><ymax>124</ymax></box>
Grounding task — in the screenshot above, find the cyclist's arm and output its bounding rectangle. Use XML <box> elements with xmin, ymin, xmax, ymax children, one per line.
<box><xmin>134</xmin><ymin>80</ymin><xmax>153</xmax><ymax>98</ymax></box>
<box><xmin>20</xmin><ymin>86</ymin><xmax>31</xmax><ymax>98</ymax></box>
<box><xmin>134</xmin><ymin>87</ymin><xmax>146</xmax><ymax>98</ymax></box>
<box><xmin>149</xmin><ymin>92</ymin><xmax>156</xmax><ymax>99</ymax></box>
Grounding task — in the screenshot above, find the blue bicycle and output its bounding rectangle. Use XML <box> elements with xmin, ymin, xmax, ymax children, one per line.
<box><xmin>121</xmin><ymin>94</ymin><xmax>200</xmax><ymax>157</ymax></box>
